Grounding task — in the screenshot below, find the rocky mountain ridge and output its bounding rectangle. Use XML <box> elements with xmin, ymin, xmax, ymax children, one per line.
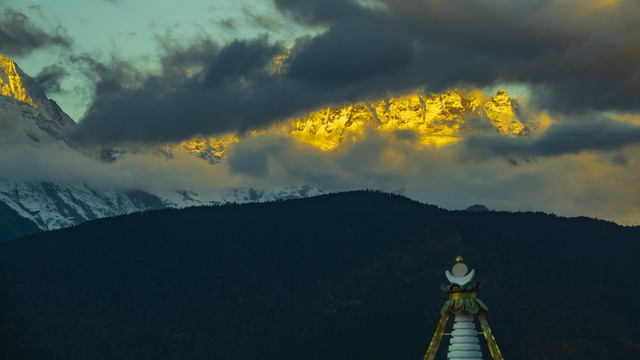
<box><xmin>288</xmin><ymin>89</ymin><xmax>531</xmax><ymax>151</ymax></box>
<box><xmin>0</xmin><ymin>54</ymin><xmax>326</xmax><ymax>239</ymax></box>
<box><xmin>163</xmin><ymin>89</ymin><xmax>528</xmax><ymax>163</ymax></box>
<box><xmin>0</xmin><ymin>179</ymin><xmax>325</xmax><ymax>234</ymax></box>
<box><xmin>0</xmin><ymin>53</ymin><xmax>536</xmax><ymax>239</ymax></box>
<box><xmin>0</xmin><ymin>55</ymin><xmax>75</xmax><ymax>148</ymax></box>
<box><xmin>173</xmin><ymin>88</ymin><xmax>534</xmax><ymax>159</ymax></box>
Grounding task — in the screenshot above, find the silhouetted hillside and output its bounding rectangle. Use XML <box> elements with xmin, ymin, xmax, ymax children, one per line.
<box><xmin>0</xmin><ymin>201</ymin><xmax>39</xmax><ymax>241</ymax></box>
<box><xmin>1</xmin><ymin>191</ymin><xmax>638</xmax><ymax>360</ymax></box>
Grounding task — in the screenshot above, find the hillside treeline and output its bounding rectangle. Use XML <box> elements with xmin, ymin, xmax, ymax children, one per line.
<box><xmin>1</xmin><ymin>191</ymin><xmax>638</xmax><ymax>360</ymax></box>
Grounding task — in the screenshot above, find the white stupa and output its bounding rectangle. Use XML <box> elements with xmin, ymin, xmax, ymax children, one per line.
<box><xmin>423</xmin><ymin>256</ymin><xmax>503</xmax><ymax>360</ymax></box>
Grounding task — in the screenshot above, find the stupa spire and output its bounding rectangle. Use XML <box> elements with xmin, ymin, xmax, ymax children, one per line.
<box><xmin>423</xmin><ymin>256</ymin><xmax>503</xmax><ymax>360</ymax></box>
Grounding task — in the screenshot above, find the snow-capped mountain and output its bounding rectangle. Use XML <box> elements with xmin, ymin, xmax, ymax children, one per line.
<box><xmin>0</xmin><ymin>52</ymin><xmax>533</xmax><ymax>240</ymax></box>
<box><xmin>287</xmin><ymin>88</ymin><xmax>532</xmax><ymax>150</ymax></box>
<box><xmin>0</xmin><ymin>54</ymin><xmax>169</xmax><ymax>235</ymax></box>
<box><xmin>0</xmin><ymin>54</ymin><xmax>326</xmax><ymax>240</ymax></box>
<box><xmin>0</xmin><ymin>179</ymin><xmax>165</xmax><ymax>230</ymax></box>
<box><xmin>0</xmin><ymin>54</ymin><xmax>75</xmax><ymax>148</ymax></box>
<box><xmin>0</xmin><ymin>179</ymin><xmax>326</xmax><ymax>234</ymax></box>
<box><xmin>173</xmin><ymin>88</ymin><xmax>533</xmax><ymax>157</ymax></box>
<box><xmin>156</xmin><ymin>185</ymin><xmax>326</xmax><ymax>208</ymax></box>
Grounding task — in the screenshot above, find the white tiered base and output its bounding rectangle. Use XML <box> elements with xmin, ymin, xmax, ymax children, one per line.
<box><xmin>447</xmin><ymin>312</ymin><xmax>483</xmax><ymax>360</ymax></box>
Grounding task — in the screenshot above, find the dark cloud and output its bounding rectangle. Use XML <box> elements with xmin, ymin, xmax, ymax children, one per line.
<box><xmin>287</xmin><ymin>21</ymin><xmax>414</xmax><ymax>85</ymax></box>
<box><xmin>7</xmin><ymin>119</ymin><xmax>640</xmax><ymax>224</ymax></box>
<box><xmin>0</xmin><ymin>8</ymin><xmax>71</xmax><ymax>57</ymax></box>
<box><xmin>71</xmin><ymin>31</ymin><xmax>419</xmax><ymax>145</ymax></box>
<box><xmin>608</xmin><ymin>152</ymin><xmax>629</xmax><ymax>167</ymax></box>
<box><xmin>34</xmin><ymin>65</ymin><xmax>68</xmax><ymax>94</ymax></box>
<box><xmin>227</xmin><ymin>134</ymin><xmax>290</xmax><ymax>177</ymax></box>
<box><xmin>461</xmin><ymin>118</ymin><xmax>640</xmax><ymax>159</ymax></box>
<box><xmin>217</xmin><ymin>127</ymin><xmax>640</xmax><ymax>224</ymax></box>
<box><xmin>204</xmin><ymin>37</ymin><xmax>280</xmax><ymax>86</ymax></box>
<box><xmin>72</xmin><ymin>0</ymin><xmax>640</xmax><ymax>145</ymax></box>
<box><xmin>68</xmin><ymin>33</ymin><xmax>219</xmax><ymax>107</ymax></box>
<box><xmin>68</xmin><ymin>36</ymin><xmax>342</xmax><ymax>144</ymax></box>
<box><xmin>68</xmin><ymin>54</ymin><xmax>144</xmax><ymax>107</ymax></box>
<box><xmin>274</xmin><ymin>0</ymin><xmax>640</xmax><ymax>111</ymax></box>
<box><xmin>154</xmin><ymin>32</ymin><xmax>220</xmax><ymax>71</ymax></box>
<box><xmin>273</xmin><ymin>0</ymin><xmax>365</xmax><ymax>25</ymax></box>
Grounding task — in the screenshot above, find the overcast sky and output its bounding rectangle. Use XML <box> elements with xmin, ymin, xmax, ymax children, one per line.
<box><xmin>2</xmin><ymin>0</ymin><xmax>640</xmax><ymax>224</ymax></box>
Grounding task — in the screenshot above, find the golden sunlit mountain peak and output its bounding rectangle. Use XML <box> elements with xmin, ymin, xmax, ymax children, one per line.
<box><xmin>286</xmin><ymin>89</ymin><xmax>529</xmax><ymax>150</ymax></box>
<box><xmin>482</xmin><ymin>90</ymin><xmax>525</xmax><ymax>135</ymax></box>
<box><xmin>0</xmin><ymin>54</ymin><xmax>75</xmax><ymax>149</ymax></box>
<box><xmin>171</xmin><ymin>133</ymin><xmax>239</xmax><ymax>162</ymax></box>
<box><xmin>251</xmin><ymin>47</ymin><xmax>529</xmax><ymax>150</ymax></box>
<box><xmin>290</xmin><ymin>103</ymin><xmax>372</xmax><ymax>150</ymax></box>
<box><xmin>173</xmin><ymin>88</ymin><xmax>532</xmax><ymax>159</ymax></box>
<box><xmin>0</xmin><ymin>54</ymin><xmax>38</xmax><ymax>108</ymax></box>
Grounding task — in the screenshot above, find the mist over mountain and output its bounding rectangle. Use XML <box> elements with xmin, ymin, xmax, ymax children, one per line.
<box><xmin>0</xmin><ymin>53</ymin><xmax>544</xmax><ymax>240</ymax></box>
<box><xmin>1</xmin><ymin>191</ymin><xmax>638</xmax><ymax>359</ymax></box>
<box><xmin>1</xmin><ymin>54</ymin><xmax>148</xmax><ymax>238</ymax></box>
<box><xmin>0</xmin><ymin>54</ymin><xmax>328</xmax><ymax>239</ymax></box>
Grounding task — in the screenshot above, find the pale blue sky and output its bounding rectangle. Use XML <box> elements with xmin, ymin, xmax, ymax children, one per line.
<box><xmin>4</xmin><ymin>0</ymin><xmax>312</xmax><ymax>119</ymax></box>
<box><xmin>3</xmin><ymin>0</ymin><xmax>534</xmax><ymax>121</ymax></box>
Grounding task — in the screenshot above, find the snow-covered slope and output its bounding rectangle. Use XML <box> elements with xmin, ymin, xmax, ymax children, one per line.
<box><xmin>154</xmin><ymin>185</ymin><xmax>326</xmax><ymax>208</ymax></box>
<box><xmin>0</xmin><ymin>54</ymin><xmax>327</xmax><ymax>239</ymax></box>
<box><xmin>0</xmin><ymin>179</ymin><xmax>165</xmax><ymax>230</ymax></box>
<box><xmin>0</xmin><ymin>54</ymin><xmax>168</xmax><ymax>235</ymax></box>
<box><xmin>0</xmin><ymin>179</ymin><xmax>326</xmax><ymax>233</ymax></box>
<box><xmin>0</xmin><ymin>52</ymin><xmax>531</xmax><ymax>240</ymax></box>
<box><xmin>0</xmin><ymin>54</ymin><xmax>75</xmax><ymax>148</ymax></box>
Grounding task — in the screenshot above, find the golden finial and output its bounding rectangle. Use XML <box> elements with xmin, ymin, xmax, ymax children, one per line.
<box><xmin>455</xmin><ymin>256</ymin><xmax>463</xmax><ymax>263</ymax></box>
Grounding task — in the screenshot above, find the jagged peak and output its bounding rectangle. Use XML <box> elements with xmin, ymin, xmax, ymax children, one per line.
<box><xmin>0</xmin><ymin>54</ymin><xmax>41</xmax><ymax>108</ymax></box>
<box><xmin>0</xmin><ymin>54</ymin><xmax>75</xmax><ymax>128</ymax></box>
<box><xmin>490</xmin><ymin>89</ymin><xmax>515</xmax><ymax>106</ymax></box>
<box><xmin>484</xmin><ymin>89</ymin><xmax>519</xmax><ymax>113</ymax></box>
<box><xmin>483</xmin><ymin>90</ymin><xmax>525</xmax><ymax>135</ymax></box>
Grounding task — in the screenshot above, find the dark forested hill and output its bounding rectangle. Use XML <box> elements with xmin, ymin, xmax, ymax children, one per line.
<box><xmin>0</xmin><ymin>201</ymin><xmax>39</xmax><ymax>242</ymax></box>
<box><xmin>1</xmin><ymin>191</ymin><xmax>638</xmax><ymax>360</ymax></box>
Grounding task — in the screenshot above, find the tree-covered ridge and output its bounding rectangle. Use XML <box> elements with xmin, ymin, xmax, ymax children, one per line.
<box><xmin>1</xmin><ymin>191</ymin><xmax>638</xmax><ymax>359</ymax></box>
<box><xmin>0</xmin><ymin>201</ymin><xmax>39</xmax><ymax>242</ymax></box>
